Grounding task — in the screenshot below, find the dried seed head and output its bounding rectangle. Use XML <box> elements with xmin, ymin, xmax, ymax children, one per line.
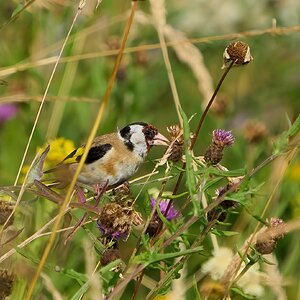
<box><xmin>222</xmin><ymin>41</ymin><xmax>253</xmax><ymax>68</ymax></box>
<box><xmin>207</xmin><ymin>207</ymin><xmax>227</xmax><ymax>222</ymax></box>
<box><xmin>100</xmin><ymin>248</ymin><xmax>120</xmax><ymax>266</ymax></box>
<box><xmin>0</xmin><ymin>200</ymin><xmax>14</xmax><ymax>226</ymax></box>
<box><xmin>97</xmin><ymin>203</ymin><xmax>132</xmax><ymax>241</ymax></box>
<box><xmin>255</xmin><ymin>218</ymin><xmax>286</xmax><ymax>254</ymax></box>
<box><xmin>113</xmin><ymin>183</ymin><xmax>134</xmax><ymax>206</ymax></box>
<box><xmin>244</xmin><ymin>120</ymin><xmax>268</xmax><ymax>144</ymax></box>
<box><xmin>167</xmin><ymin>125</ymin><xmax>184</xmax><ymax>162</ymax></box>
<box><xmin>211</xmin><ymin>94</ymin><xmax>230</xmax><ymax>116</ymax></box>
<box><xmin>204</xmin><ymin>143</ymin><xmax>224</xmax><ymax>165</ymax></box>
<box><xmin>0</xmin><ymin>269</ymin><xmax>14</xmax><ymax>299</ymax></box>
<box><xmin>255</xmin><ymin>234</ymin><xmax>277</xmax><ymax>255</ymax></box>
<box><xmin>146</xmin><ymin>215</ymin><xmax>161</xmax><ymax>237</ymax></box>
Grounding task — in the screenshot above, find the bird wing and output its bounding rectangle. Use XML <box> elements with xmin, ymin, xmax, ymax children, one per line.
<box><xmin>44</xmin><ymin>134</ymin><xmax>115</xmax><ymax>174</ymax></box>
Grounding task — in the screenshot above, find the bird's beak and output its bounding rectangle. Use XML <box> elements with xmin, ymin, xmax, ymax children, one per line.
<box><xmin>150</xmin><ymin>132</ymin><xmax>170</xmax><ymax>146</ymax></box>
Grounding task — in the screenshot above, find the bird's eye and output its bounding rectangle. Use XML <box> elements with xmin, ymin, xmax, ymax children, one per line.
<box><xmin>143</xmin><ymin>125</ymin><xmax>158</xmax><ymax>140</ymax></box>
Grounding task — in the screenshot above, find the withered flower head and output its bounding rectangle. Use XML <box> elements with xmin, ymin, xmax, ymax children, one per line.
<box><xmin>244</xmin><ymin>120</ymin><xmax>268</xmax><ymax>144</ymax></box>
<box><xmin>97</xmin><ymin>203</ymin><xmax>132</xmax><ymax>241</ymax></box>
<box><xmin>0</xmin><ymin>200</ymin><xmax>14</xmax><ymax>226</ymax></box>
<box><xmin>100</xmin><ymin>248</ymin><xmax>120</xmax><ymax>266</ymax></box>
<box><xmin>167</xmin><ymin>125</ymin><xmax>184</xmax><ymax>162</ymax></box>
<box><xmin>0</xmin><ymin>269</ymin><xmax>14</xmax><ymax>299</ymax></box>
<box><xmin>204</xmin><ymin>129</ymin><xmax>234</xmax><ymax>165</ymax></box>
<box><xmin>211</xmin><ymin>94</ymin><xmax>230</xmax><ymax>116</ymax></box>
<box><xmin>255</xmin><ymin>217</ymin><xmax>286</xmax><ymax>255</ymax></box>
<box><xmin>113</xmin><ymin>183</ymin><xmax>134</xmax><ymax>206</ymax></box>
<box><xmin>222</xmin><ymin>41</ymin><xmax>253</xmax><ymax>68</ymax></box>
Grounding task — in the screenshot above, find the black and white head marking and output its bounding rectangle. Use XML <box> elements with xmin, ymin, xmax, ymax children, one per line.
<box><xmin>119</xmin><ymin>122</ymin><xmax>152</xmax><ymax>159</ymax></box>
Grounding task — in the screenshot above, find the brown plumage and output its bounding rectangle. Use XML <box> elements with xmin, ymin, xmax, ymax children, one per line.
<box><xmin>45</xmin><ymin>122</ymin><xmax>169</xmax><ymax>187</ymax></box>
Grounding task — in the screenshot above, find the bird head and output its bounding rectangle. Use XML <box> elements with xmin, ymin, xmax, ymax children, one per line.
<box><xmin>119</xmin><ymin>122</ymin><xmax>169</xmax><ymax>158</ymax></box>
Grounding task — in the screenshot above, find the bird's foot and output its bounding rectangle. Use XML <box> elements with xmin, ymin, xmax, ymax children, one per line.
<box><xmin>76</xmin><ymin>186</ymin><xmax>87</xmax><ymax>203</ymax></box>
<box><xmin>93</xmin><ymin>180</ymin><xmax>109</xmax><ymax>205</ymax></box>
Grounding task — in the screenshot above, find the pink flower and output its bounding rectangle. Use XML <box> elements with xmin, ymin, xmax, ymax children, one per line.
<box><xmin>0</xmin><ymin>104</ymin><xmax>18</xmax><ymax>123</ymax></box>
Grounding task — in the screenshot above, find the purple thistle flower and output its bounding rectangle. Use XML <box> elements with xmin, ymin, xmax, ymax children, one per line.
<box><xmin>212</xmin><ymin>129</ymin><xmax>234</xmax><ymax>147</ymax></box>
<box><xmin>150</xmin><ymin>198</ymin><xmax>180</xmax><ymax>221</ymax></box>
<box><xmin>96</xmin><ymin>220</ymin><xmax>128</xmax><ymax>240</ymax></box>
<box><xmin>0</xmin><ymin>103</ymin><xmax>18</xmax><ymax>123</ymax></box>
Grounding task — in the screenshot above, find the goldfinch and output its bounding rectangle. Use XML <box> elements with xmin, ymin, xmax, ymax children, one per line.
<box><xmin>46</xmin><ymin>122</ymin><xmax>169</xmax><ymax>188</ymax></box>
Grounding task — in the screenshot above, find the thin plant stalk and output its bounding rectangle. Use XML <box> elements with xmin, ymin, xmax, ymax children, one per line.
<box><xmin>26</xmin><ymin>1</ymin><xmax>139</xmax><ymax>298</ymax></box>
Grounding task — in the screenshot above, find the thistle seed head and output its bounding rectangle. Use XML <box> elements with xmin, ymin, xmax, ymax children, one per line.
<box><xmin>222</xmin><ymin>41</ymin><xmax>253</xmax><ymax>68</ymax></box>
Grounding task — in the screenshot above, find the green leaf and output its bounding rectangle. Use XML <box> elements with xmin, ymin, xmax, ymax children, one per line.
<box><xmin>179</xmin><ymin>107</ymin><xmax>200</xmax><ymax>215</ymax></box>
<box><xmin>11</xmin><ymin>3</ymin><xmax>25</xmax><ymax>18</ymax></box>
<box><xmin>133</xmin><ymin>246</ymin><xmax>203</xmax><ymax>266</ymax></box>
<box><xmin>204</xmin><ymin>167</ymin><xmax>246</xmax><ymax>177</ymax></box>
<box><xmin>211</xmin><ymin>228</ymin><xmax>239</xmax><ymax>237</ymax></box>
<box><xmin>71</xmin><ymin>282</ymin><xmax>89</xmax><ymax>300</ymax></box>
<box><xmin>193</xmin><ymin>276</ymin><xmax>202</xmax><ymax>300</ymax></box>
<box><xmin>15</xmin><ymin>247</ymin><xmax>87</xmax><ymax>284</ymax></box>
<box><xmin>273</xmin><ymin>114</ymin><xmax>300</xmax><ymax>155</ymax></box>
<box><xmin>231</xmin><ymin>287</ymin><xmax>256</xmax><ymax>299</ymax></box>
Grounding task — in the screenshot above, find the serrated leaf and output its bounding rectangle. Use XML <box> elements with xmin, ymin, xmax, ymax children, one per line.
<box><xmin>133</xmin><ymin>246</ymin><xmax>203</xmax><ymax>266</ymax></box>
<box><xmin>205</xmin><ymin>167</ymin><xmax>246</xmax><ymax>177</ymax></box>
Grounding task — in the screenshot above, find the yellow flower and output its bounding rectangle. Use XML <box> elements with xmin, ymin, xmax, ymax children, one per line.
<box><xmin>287</xmin><ymin>161</ymin><xmax>300</xmax><ymax>180</ymax></box>
<box><xmin>21</xmin><ymin>137</ymin><xmax>75</xmax><ymax>180</ymax></box>
<box><xmin>38</xmin><ymin>137</ymin><xmax>75</xmax><ymax>167</ymax></box>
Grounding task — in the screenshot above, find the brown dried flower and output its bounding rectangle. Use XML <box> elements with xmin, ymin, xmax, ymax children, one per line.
<box><xmin>167</xmin><ymin>125</ymin><xmax>184</xmax><ymax>162</ymax></box>
<box><xmin>97</xmin><ymin>201</ymin><xmax>143</xmax><ymax>241</ymax></box>
<box><xmin>244</xmin><ymin>120</ymin><xmax>268</xmax><ymax>144</ymax></box>
<box><xmin>113</xmin><ymin>183</ymin><xmax>134</xmax><ymax>206</ymax></box>
<box><xmin>97</xmin><ymin>203</ymin><xmax>133</xmax><ymax>241</ymax></box>
<box><xmin>222</xmin><ymin>41</ymin><xmax>253</xmax><ymax>69</ymax></box>
<box><xmin>211</xmin><ymin>94</ymin><xmax>230</xmax><ymax>116</ymax></box>
<box><xmin>0</xmin><ymin>200</ymin><xmax>14</xmax><ymax>226</ymax></box>
<box><xmin>100</xmin><ymin>248</ymin><xmax>120</xmax><ymax>266</ymax></box>
<box><xmin>255</xmin><ymin>218</ymin><xmax>286</xmax><ymax>255</ymax></box>
<box><xmin>0</xmin><ymin>269</ymin><xmax>14</xmax><ymax>299</ymax></box>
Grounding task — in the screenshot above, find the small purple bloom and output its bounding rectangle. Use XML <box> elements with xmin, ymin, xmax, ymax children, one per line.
<box><xmin>97</xmin><ymin>220</ymin><xmax>128</xmax><ymax>240</ymax></box>
<box><xmin>212</xmin><ymin>129</ymin><xmax>234</xmax><ymax>147</ymax></box>
<box><xmin>150</xmin><ymin>198</ymin><xmax>180</xmax><ymax>221</ymax></box>
<box><xmin>0</xmin><ymin>103</ymin><xmax>18</xmax><ymax>123</ymax></box>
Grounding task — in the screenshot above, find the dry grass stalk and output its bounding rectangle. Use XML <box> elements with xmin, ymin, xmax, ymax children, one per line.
<box><xmin>163</xmin><ymin>25</ymin><xmax>214</xmax><ymax>109</ymax></box>
<box><xmin>41</xmin><ymin>273</ymin><xmax>64</xmax><ymax>300</ymax></box>
<box><xmin>83</xmin><ymin>239</ymin><xmax>103</xmax><ymax>300</ymax></box>
<box><xmin>149</xmin><ymin>0</ymin><xmax>166</xmax><ymax>27</ymax></box>
<box><xmin>150</xmin><ymin>0</ymin><xmax>183</xmax><ymax>126</ymax></box>
<box><xmin>219</xmin><ymin>229</ymin><xmax>261</xmax><ymax>287</ymax></box>
<box><xmin>263</xmin><ymin>254</ymin><xmax>287</xmax><ymax>300</ymax></box>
